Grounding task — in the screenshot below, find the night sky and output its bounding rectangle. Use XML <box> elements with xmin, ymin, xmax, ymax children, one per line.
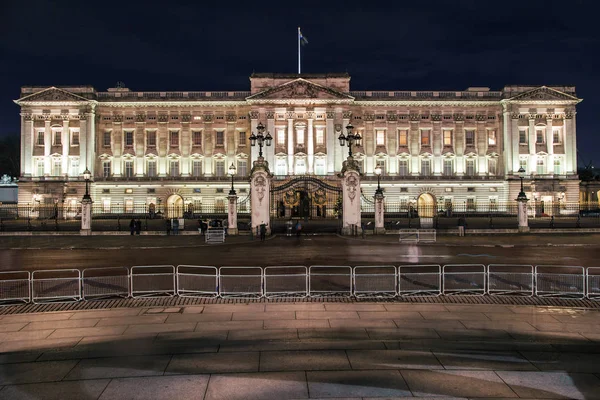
<box><xmin>1</xmin><ymin>0</ymin><xmax>598</xmax><ymax>167</ymax></box>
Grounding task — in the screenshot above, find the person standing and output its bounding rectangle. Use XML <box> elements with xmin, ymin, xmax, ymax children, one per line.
<box><xmin>260</xmin><ymin>222</ymin><xmax>267</xmax><ymax>241</ymax></box>
<box><xmin>129</xmin><ymin>218</ymin><xmax>135</xmax><ymax>236</ymax></box>
<box><xmin>135</xmin><ymin>219</ymin><xmax>142</xmax><ymax>235</ymax></box>
<box><xmin>165</xmin><ymin>218</ymin><xmax>171</xmax><ymax>236</ymax></box>
<box><xmin>295</xmin><ymin>221</ymin><xmax>302</xmax><ymax>237</ymax></box>
<box><xmin>173</xmin><ymin>218</ymin><xmax>179</xmax><ymax>235</ymax></box>
<box><xmin>457</xmin><ymin>216</ymin><xmax>466</xmax><ymax>237</ymax></box>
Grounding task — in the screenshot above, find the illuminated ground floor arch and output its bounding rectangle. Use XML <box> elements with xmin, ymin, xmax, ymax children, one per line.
<box><xmin>166</xmin><ymin>194</ymin><xmax>184</xmax><ymax>219</ymax></box>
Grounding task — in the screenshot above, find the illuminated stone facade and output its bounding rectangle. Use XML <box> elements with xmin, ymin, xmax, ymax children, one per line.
<box><xmin>15</xmin><ymin>73</ymin><xmax>581</xmax><ymax>214</ymax></box>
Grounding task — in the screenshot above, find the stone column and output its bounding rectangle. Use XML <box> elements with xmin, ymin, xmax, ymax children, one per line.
<box><xmin>227</xmin><ymin>193</ymin><xmax>238</xmax><ymax>235</ymax></box>
<box><xmin>564</xmin><ymin>109</ymin><xmax>576</xmax><ymax>174</ymax></box>
<box><xmin>266</xmin><ymin>112</ymin><xmax>275</xmax><ymax>169</ymax></box>
<box><xmin>80</xmin><ymin>196</ymin><xmax>92</xmax><ymax>236</ymax></box>
<box><xmin>62</xmin><ymin>119</ymin><xmax>70</xmax><ymax>176</ymax></box>
<box><xmin>326</xmin><ymin>110</ymin><xmax>335</xmax><ymax>173</ymax></box>
<box><xmin>374</xmin><ymin>191</ymin><xmax>385</xmax><ymax>234</ymax></box>
<box><xmin>546</xmin><ymin>117</ymin><xmax>554</xmax><ymax>156</ymax></box>
<box><xmin>307</xmin><ymin>114</ymin><xmax>314</xmax><ymax>173</ymax></box>
<box><xmin>287</xmin><ymin>115</ymin><xmax>294</xmax><ymax>175</ymax></box>
<box><xmin>250</xmin><ymin>157</ymin><xmax>271</xmax><ymax>236</ymax></box>
<box><xmin>340</xmin><ymin>157</ymin><xmax>362</xmax><ymax>236</ymax></box>
<box><xmin>44</xmin><ymin>120</ymin><xmax>51</xmax><ymax>175</ymax></box>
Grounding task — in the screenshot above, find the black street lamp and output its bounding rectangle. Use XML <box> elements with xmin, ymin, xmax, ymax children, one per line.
<box><xmin>374</xmin><ymin>165</ymin><xmax>383</xmax><ymax>195</ymax></box>
<box><xmin>249</xmin><ymin>122</ymin><xmax>272</xmax><ymax>158</ymax></box>
<box><xmin>82</xmin><ymin>167</ymin><xmax>92</xmax><ymax>201</ymax></box>
<box><xmin>228</xmin><ymin>163</ymin><xmax>237</xmax><ymax>196</ymax></box>
<box><xmin>517</xmin><ymin>166</ymin><xmax>527</xmax><ymax>200</ymax></box>
<box><xmin>338</xmin><ymin>123</ymin><xmax>362</xmax><ymax>158</ymax></box>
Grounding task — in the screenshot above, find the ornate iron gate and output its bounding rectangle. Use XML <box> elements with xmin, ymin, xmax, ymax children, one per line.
<box><xmin>270</xmin><ymin>176</ymin><xmax>342</xmax><ymax>234</ymax></box>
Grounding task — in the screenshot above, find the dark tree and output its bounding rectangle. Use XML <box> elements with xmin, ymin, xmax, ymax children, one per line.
<box><xmin>0</xmin><ymin>135</ymin><xmax>20</xmax><ymax>178</ymax></box>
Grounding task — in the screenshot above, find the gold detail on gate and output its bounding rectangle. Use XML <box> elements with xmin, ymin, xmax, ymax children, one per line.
<box><xmin>313</xmin><ymin>188</ymin><xmax>327</xmax><ymax>206</ymax></box>
<box><xmin>283</xmin><ymin>190</ymin><xmax>300</xmax><ymax>207</ymax></box>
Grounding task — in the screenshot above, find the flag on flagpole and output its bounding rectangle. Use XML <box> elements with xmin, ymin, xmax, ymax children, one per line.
<box><xmin>299</xmin><ymin>28</ymin><xmax>308</xmax><ymax>45</ymax></box>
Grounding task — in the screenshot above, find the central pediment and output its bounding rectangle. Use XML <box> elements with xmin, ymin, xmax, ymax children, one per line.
<box><xmin>507</xmin><ymin>86</ymin><xmax>579</xmax><ymax>102</ymax></box>
<box><xmin>246</xmin><ymin>79</ymin><xmax>354</xmax><ymax>102</ymax></box>
<box><xmin>16</xmin><ymin>87</ymin><xmax>92</xmax><ymax>103</ymax></box>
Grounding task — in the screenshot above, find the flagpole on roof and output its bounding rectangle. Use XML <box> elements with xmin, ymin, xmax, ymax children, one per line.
<box><xmin>298</xmin><ymin>27</ymin><xmax>301</xmax><ymax>74</ymax></box>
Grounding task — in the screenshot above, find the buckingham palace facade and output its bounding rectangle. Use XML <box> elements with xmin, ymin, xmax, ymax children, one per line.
<box><xmin>14</xmin><ymin>73</ymin><xmax>581</xmax><ymax>215</ymax></box>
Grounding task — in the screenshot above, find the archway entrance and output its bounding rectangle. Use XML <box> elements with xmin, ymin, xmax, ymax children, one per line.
<box><xmin>166</xmin><ymin>194</ymin><xmax>184</xmax><ymax>219</ymax></box>
<box><xmin>417</xmin><ymin>193</ymin><xmax>436</xmax><ymax>228</ymax></box>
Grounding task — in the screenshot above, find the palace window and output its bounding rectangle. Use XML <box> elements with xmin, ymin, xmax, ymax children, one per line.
<box><xmin>536</xmin><ymin>158</ymin><xmax>545</xmax><ymax>175</ymax></box>
<box><xmin>465</xmin><ymin>130</ymin><xmax>475</xmax><ymax>146</ymax></box>
<box><xmin>147</xmin><ymin>131</ymin><xmax>156</xmax><ymax>147</ymax></box>
<box><xmin>169</xmin><ymin>159</ymin><xmax>180</xmax><ymax>177</ymax></box>
<box><xmin>519</xmin><ymin>157</ymin><xmax>527</xmax><ymax>172</ymax></box>
<box><xmin>420</xmin><ymin>130</ymin><xmax>430</xmax><ymax>146</ymax></box>
<box><xmin>315</xmin><ymin>159</ymin><xmax>326</xmax><ymax>175</ymax></box>
<box><xmin>147</xmin><ymin>160</ymin><xmax>157</xmax><ymax>177</ymax></box>
<box><xmin>275</xmin><ymin>159</ymin><xmax>287</xmax><ymax>176</ymax></box>
<box><xmin>465</xmin><ymin>159</ymin><xmax>475</xmax><ymax>176</ymax></box>
<box><xmin>124</xmin><ymin>131</ymin><xmax>133</xmax><ymax>147</ymax></box>
<box><xmin>216</xmin><ymin>131</ymin><xmax>224</xmax><ymax>146</ymax></box>
<box><xmin>238</xmin><ymin>131</ymin><xmax>246</xmax><ymax>146</ymax></box>
<box><xmin>71</xmin><ymin>130</ymin><xmax>79</xmax><ymax>146</ymax></box>
<box><xmin>296</xmin><ymin>128</ymin><xmax>305</xmax><ymax>145</ymax></box>
<box><xmin>277</xmin><ymin>128</ymin><xmax>285</xmax><ymax>145</ymax></box>
<box><xmin>489</xmin><ymin>197</ymin><xmax>498</xmax><ymax>211</ymax></box>
<box><xmin>36</xmin><ymin>159</ymin><xmax>44</xmax><ymax>176</ymax></box>
<box><xmin>519</xmin><ymin>129</ymin><xmax>528</xmax><ymax>144</ymax></box>
<box><xmin>295</xmin><ymin>158</ymin><xmax>306</xmax><ymax>174</ymax></box>
<box><xmin>443</xmin><ymin>159</ymin><xmax>453</xmax><ymax>176</ymax></box>
<box><xmin>124</xmin><ymin>198</ymin><xmax>134</xmax><ymax>213</ymax></box>
<box><xmin>553</xmin><ymin>128</ymin><xmax>562</xmax><ymax>144</ymax></box>
<box><xmin>376</xmin><ymin>130</ymin><xmax>385</xmax><ymax>146</ymax></box>
<box><xmin>443</xmin><ymin>130</ymin><xmax>452</xmax><ymax>146</ymax></box>
<box><xmin>398</xmin><ymin>130</ymin><xmax>408</xmax><ymax>146</ymax></box>
<box><xmin>398</xmin><ymin>160</ymin><xmax>408</xmax><ymax>176</ymax></box>
<box><xmin>36</xmin><ymin>131</ymin><xmax>44</xmax><ymax>145</ymax></box>
<box><xmin>536</xmin><ymin>129</ymin><xmax>545</xmax><ymax>143</ymax></box>
<box><xmin>215</xmin><ymin>160</ymin><xmax>225</xmax><ymax>177</ymax></box>
<box><xmin>193</xmin><ymin>131</ymin><xmax>202</xmax><ymax>146</ymax></box>
<box><xmin>103</xmin><ymin>131</ymin><xmax>111</xmax><ymax>147</ymax></box>
<box><xmin>553</xmin><ymin>158</ymin><xmax>562</xmax><ymax>175</ymax></box>
<box><xmin>488</xmin><ymin>158</ymin><xmax>497</xmax><ymax>175</ymax></box>
<box><xmin>53</xmin><ymin>129</ymin><xmax>62</xmax><ymax>146</ymax></box>
<box><xmin>488</xmin><ymin>130</ymin><xmax>496</xmax><ymax>145</ymax></box>
<box><xmin>466</xmin><ymin>197</ymin><xmax>476</xmax><ymax>211</ymax></box>
<box><xmin>124</xmin><ymin>161</ymin><xmax>134</xmax><ymax>178</ymax></box>
<box><xmin>192</xmin><ymin>160</ymin><xmax>202</xmax><ymax>177</ymax></box>
<box><xmin>316</xmin><ymin>128</ymin><xmax>324</xmax><ymax>145</ymax></box>
<box><xmin>237</xmin><ymin>159</ymin><xmax>247</xmax><ymax>176</ymax></box>
<box><xmin>70</xmin><ymin>158</ymin><xmax>79</xmax><ymax>176</ymax></box>
<box><xmin>421</xmin><ymin>159</ymin><xmax>431</xmax><ymax>176</ymax></box>
<box><xmin>170</xmin><ymin>131</ymin><xmax>179</xmax><ymax>147</ymax></box>
<box><xmin>52</xmin><ymin>159</ymin><xmax>61</xmax><ymax>176</ymax></box>
<box><xmin>375</xmin><ymin>159</ymin><xmax>386</xmax><ymax>175</ymax></box>
<box><xmin>102</xmin><ymin>161</ymin><xmax>111</xmax><ymax>177</ymax></box>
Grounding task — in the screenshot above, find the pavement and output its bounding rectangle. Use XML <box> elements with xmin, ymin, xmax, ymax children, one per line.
<box><xmin>1</xmin><ymin>302</ymin><xmax>600</xmax><ymax>399</ymax></box>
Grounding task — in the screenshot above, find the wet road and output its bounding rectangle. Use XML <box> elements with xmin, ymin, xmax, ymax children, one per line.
<box><xmin>0</xmin><ymin>236</ymin><xmax>598</xmax><ymax>271</ymax></box>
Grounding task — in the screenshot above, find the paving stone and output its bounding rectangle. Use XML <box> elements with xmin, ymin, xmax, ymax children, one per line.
<box><xmin>38</xmin><ymin>336</ymin><xmax>163</xmax><ymax>360</ymax></box>
<box><xmin>263</xmin><ymin>319</ymin><xmax>329</xmax><ymax>329</ymax></box>
<box><xmin>401</xmin><ymin>370</ymin><xmax>517</xmax><ymax>398</ymax></box>
<box><xmin>307</xmin><ymin>370</ymin><xmax>411</xmax><ymax>398</ymax></box>
<box><xmin>205</xmin><ymin>371</ymin><xmax>307</xmax><ymax>400</ymax></box>
<box><xmin>202</xmin><ymin>304</ymin><xmax>266</xmax><ymax>313</ymax></box>
<box><xmin>497</xmin><ymin>371</ymin><xmax>600</xmax><ymax>399</ymax></box>
<box><xmin>384</xmin><ymin>339</ymin><xmax>554</xmax><ymax>352</ymax></box>
<box><xmin>99</xmin><ymin>375</ymin><xmax>209</xmax><ymax>400</ymax></box>
<box><xmin>264</xmin><ymin>303</ymin><xmax>325</xmax><ymax>312</ymax></box>
<box><xmin>298</xmin><ymin>328</ymin><xmax>369</xmax><ymax>340</ymax></box>
<box><xmin>0</xmin><ymin>352</ymin><xmax>41</xmax><ymax>364</ymax></box>
<box><xmin>65</xmin><ymin>355</ymin><xmax>171</xmax><ymax>380</ymax></box>
<box><xmin>124</xmin><ymin>322</ymin><xmax>195</xmax><ymax>335</ymax></box>
<box><xmin>366</xmin><ymin>328</ymin><xmax>440</xmax><ymax>340</ymax></box>
<box><xmin>260</xmin><ymin>350</ymin><xmax>350</xmax><ymax>371</ymax></box>
<box><xmin>0</xmin><ymin>337</ymin><xmax>80</xmax><ymax>353</ymax></box>
<box><xmin>0</xmin><ymin>322</ymin><xmax>28</xmax><ymax>332</ymax></box>
<box><xmin>296</xmin><ymin>311</ymin><xmax>359</xmax><ymax>320</ymax></box>
<box><xmin>0</xmin><ymin>329</ymin><xmax>55</xmax><ymax>342</ymax></box>
<box><xmin>194</xmin><ymin>320</ymin><xmax>263</xmax><ymax>331</ymax></box>
<box><xmin>165</xmin><ymin>312</ymin><xmax>233</xmax><ymax>323</ymax></box>
<box><xmin>96</xmin><ymin>315</ymin><xmax>168</xmax><ymax>326</ymax></box>
<box><xmin>68</xmin><ymin>308</ymin><xmax>143</xmax><ymax>319</ymax></box>
<box><xmin>461</xmin><ymin>320</ymin><xmax>537</xmax><ymax>332</ymax></box>
<box><xmin>384</xmin><ymin>304</ymin><xmax>448</xmax><ymax>312</ymax></box>
<box><xmin>166</xmin><ymin>352</ymin><xmax>259</xmax><ymax>374</ymax></box>
<box><xmin>0</xmin><ymin>360</ymin><xmax>78</xmax><ymax>385</ymax></box>
<box><xmin>434</xmin><ymin>329</ymin><xmax>512</xmax><ymax>341</ymax></box>
<box><xmin>484</xmin><ymin>313</ymin><xmax>561</xmax><ymax>323</ymax></box>
<box><xmin>0</xmin><ymin>379</ymin><xmax>110</xmax><ymax>400</ymax></box>
<box><xmin>232</xmin><ymin>311</ymin><xmax>296</xmax><ymax>321</ymax></box>
<box><xmin>509</xmin><ymin>331</ymin><xmax>589</xmax><ymax>343</ymax></box>
<box><xmin>532</xmin><ymin>322</ymin><xmax>600</xmax><ymax>333</ymax></box>
<box><xmin>48</xmin><ymin>326</ymin><xmax>127</xmax><ymax>339</ymax></box>
<box><xmin>219</xmin><ymin>339</ymin><xmax>386</xmax><ymax>353</ymax></box>
<box><xmin>420</xmin><ymin>312</ymin><xmax>491</xmax><ymax>321</ymax></box>
<box><xmin>347</xmin><ymin>349</ymin><xmax>442</xmax><ymax>370</ymax></box>
<box><xmin>0</xmin><ymin>313</ymin><xmax>74</xmax><ymax>324</ymax></box>
<box><xmin>433</xmin><ymin>350</ymin><xmax>537</xmax><ymax>370</ymax></box>
<box><xmin>227</xmin><ymin>328</ymin><xmax>298</xmax><ymax>341</ymax></box>
<box><xmin>22</xmin><ymin>318</ymin><xmax>100</xmax><ymax>331</ymax></box>
<box><xmin>329</xmin><ymin>319</ymin><xmax>397</xmax><ymax>329</ymax></box>
<box><xmin>181</xmin><ymin>305</ymin><xmax>204</xmax><ymax>314</ymax></box>
<box><xmin>325</xmin><ymin>303</ymin><xmax>386</xmax><ymax>311</ymax></box>
<box><xmin>393</xmin><ymin>319</ymin><xmax>466</xmax><ymax>330</ymax></box>
<box><xmin>358</xmin><ymin>311</ymin><xmax>424</xmax><ymax>320</ymax></box>
<box><xmin>521</xmin><ymin>351</ymin><xmax>600</xmax><ymax>373</ymax></box>
<box><xmin>156</xmin><ymin>330</ymin><xmax>228</xmax><ymax>342</ymax></box>
<box><xmin>444</xmin><ymin>304</ymin><xmax>514</xmax><ymax>313</ymax></box>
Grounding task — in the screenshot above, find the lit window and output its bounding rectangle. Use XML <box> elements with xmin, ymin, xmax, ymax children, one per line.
<box><xmin>488</xmin><ymin>158</ymin><xmax>497</xmax><ymax>175</ymax></box>
<box><xmin>315</xmin><ymin>159</ymin><xmax>326</xmax><ymax>175</ymax></box>
<box><xmin>147</xmin><ymin>131</ymin><xmax>156</xmax><ymax>147</ymax></box>
<box><xmin>376</xmin><ymin>130</ymin><xmax>385</xmax><ymax>146</ymax></box>
<box><xmin>398</xmin><ymin>130</ymin><xmax>408</xmax><ymax>146</ymax></box>
<box><xmin>170</xmin><ymin>131</ymin><xmax>179</xmax><ymax>147</ymax></box>
<box><xmin>553</xmin><ymin>158</ymin><xmax>561</xmax><ymax>174</ymax></box>
<box><xmin>193</xmin><ymin>131</ymin><xmax>202</xmax><ymax>146</ymax></box>
<box><xmin>295</xmin><ymin>158</ymin><xmax>306</xmax><ymax>174</ymax></box>
<box><xmin>169</xmin><ymin>159</ymin><xmax>180</xmax><ymax>177</ymax></box>
<box><xmin>52</xmin><ymin>159</ymin><xmax>61</xmax><ymax>176</ymax></box>
<box><xmin>488</xmin><ymin>130</ymin><xmax>496</xmax><ymax>145</ymax></box>
<box><xmin>421</xmin><ymin>159</ymin><xmax>431</xmax><ymax>175</ymax></box>
<box><xmin>465</xmin><ymin>159</ymin><xmax>475</xmax><ymax>176</ymax></box>
<box><xmin>297</xmin><ymin>128</ymin><xmax>305</xmax><ymax>145</ymax></box>
<box><xmin>147</xmin><ymin>160</ymin><xmax>157</xmax><ymax>177</ymax></box>
<box><xmin>103</xmin><ymin>161</ymin><xmax>111</xmax><ymax>177</ymax></box>
<box><xmin>124</xmin><ymin>131</ymin><xmax>133</xmax><ymax>147</ymax></box>
<box><xmin>192</xmin><ymin>160</ymin><xmax>202</xmax><ymax>177</ymax></box>
<box><xmin>443</xmin><ymin>159</ymin><xmax>453</xmax><ymax>176</ymax></box>
<box><xmin>316</xmin><ymin>128</ymin><xmax>324</xmax><ymax>145</ymax></box>
<box><xmin>536</xmin><ymin>158</ymin><xmax>545</xmax><ymax>175</ymax></box>
<box><xmin>239</xmin><ymin>131</ymin><xmax>246</xmax><ymax>146</ymax></box>
<box><xmin>277</xmin><ymin>129</ymin><xmax>285</xmax><ymax>145</ymax></box>
<box><xmin>215</xmin><ymin>160</ymin><xmax>225</xmax><ymax>177</ymax></box>
<box><xmin>237</xmin><ymin>159</ymin><xmax>247</xmax><ymax>176</ymax></box>
<box><xmin>553</xmin><ymin>128</ymin><xmax>562</xmax><ymax>144</ymax></box>
<box><xmin>398</xmin><ymin>160</ymin><xmax>408</xmax><ymax>176</ymax></box>
<box><xmin>420</xmin><ymin>130</ymin><xmax>430</xmax><ymax>146</ymax></box>
<box><xmin>519</xmin><ymin>158</ymin><xmax>527</xmax><ymax>172</ymax></box>
<box><xmin>443</xmin><ymin>130</ymin><xmax>452</xmax><ymax>146</ymax></box>
<box><xmin>216</xmin><ymin>131</ymin><xmax>224</xmax><ymax>146</ymax></box>
<box><xmin>70</xmin><ymin>158</ymin><xmax>79</xmax><ymax>176</ymax></box>
<box><xmin>465</xmin><ymin>130</ymin><xmax>475</xmax><ymax>146</ymax></box>
<box><xmin>71</xmin><ymin>130</ymin><xmax>79</xmax><ymax>146</ymax></box>
<box><xmin>375</xmin><ymin>159</ymin><xmax>385</xmax><ymax>175</ymax></box>
<box><xmin>467</xmin><ymin>197</ymin><xmax>476</xmax><ymax>211</ymax></box>
<box><xmin>36</xmin><ymin>159</ymin><xmax>44</xmax><ymax>176</ymax></box>
<box><xmin>124</xmin><ymin>160</ymin><xmax>134</xmax><ymax>178</ymax></box>
<box><xmin>536</xmin><ymin>129</ymin><xmax>545</xmax><ymax>143</ymax></box>
<box><xmin>275</xmin><ymin>159</ymin><xmax>287</xmax><ymax>175</ymax></box>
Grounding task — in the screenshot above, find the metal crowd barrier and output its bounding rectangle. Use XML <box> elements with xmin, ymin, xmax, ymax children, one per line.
<box><xmin>130</xmin><ymin>265</ymin><xmax>176</xmax><ymax>298</ymax></box>
<box><xmin>443</xmin><ymin>264</ymin><xmax>486</xmax><ymax>295</ymax></box>
<box><xmin>487</xmin><ymin>264</ymin><xmax>534</xmax><ymax>296</ymax></box>
<box><xmin>0</xmin><ymin>271</ymin><xmax>30</xmax><ymax>305</ymax></box>
<box><xmin>535</xmin><ymin>265</ymin><xmax>585</xmax><ymax>299</ymax></box>
<box><xmin>399</xmin><ymin>265</ymin><xmax>442</xmax><ymax>296</ymax></box>
<box><xmin>417</xmin><ymin>229</ymin><xmax>437</xmax><ymax>243</ymax></box>
<box><xmin>82</xmin><ymin>267</ymin><xmax>130</xmax><ymax>300</ymax></box>
<box><xmin>398</xmin><ymin>229</ymin><xmax>419</xmax><ymax>243</ymax></box>
<box><xmin>219</xmin><ymin>266</ymin><xmax>262</xmax><ymax>298</ymax></box>
<box><xmin>587</xmin><ymin>267</ymin><xmax>600</xmax><ymax>300</ymax></box>
<box><xmin>176</xmin><ymin>265</ymin><xmax>218</xmax><ymax>298</ymax></box>
<box><xmin>31</xmin><ymin>269</ymin><xmax>82</xmax><ymax>304</ymax></box>
<box><xmin>205</xmin><ymin>228</ymin><xmax>225</xmax><ymax>243</ymax></box>
<box><xmin>264</xmin><ymin>266</ymin><xmax>308</xmax><ymax>298</ymax></box>
<box><xmin>353</xmin><ymin>265</ymin><xmax>396</xmax><ymax>298</ymax></box>
<box><xmin>309</xmin><ymin>265</ymin><xmax>352</xmax><ymax>297</ymax></box>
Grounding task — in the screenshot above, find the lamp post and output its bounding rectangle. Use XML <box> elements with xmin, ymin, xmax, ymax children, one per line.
<box><xmin>83</xmin><ymin>167</ymin><xmax>91</xmax><ymax>201</ymax></box>
<box><xmin>516</xmin><ymin>166</ymin><xmax>529</xmax><ymax>232</ymax></box>
<box><xmin>374</xmin><ymin>165</ymin><xmax>383</xmax><ymax>195</ymax></box>
<box><xmin>517</xmin><ymin>166</ymin><xmax>527</xmax><ymax>200</ymax></box>
<box><xmin>338</xmin><ymin>123</ymin><xmax>362</xmax><ymax>158</ymax></box>
<box><xmin>249</xmin><ymin>122</ymin><xmax>272</xmax><ymax>158</ymax></box>
<box><xmin>80</xmin><ymin>167</ymin><xmax>93</xmax><ymax>236</ymax></box>
<box><xmin>228</xmin><ymin>163</ymin><xmax>237</xmax><ymax>196</ymax></box>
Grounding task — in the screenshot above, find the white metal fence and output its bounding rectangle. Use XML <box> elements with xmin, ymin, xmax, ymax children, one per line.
<box><xmin>1</xmin><ymin>264</ymin><xmax>599</xmax><ymax>305</ymax></box>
